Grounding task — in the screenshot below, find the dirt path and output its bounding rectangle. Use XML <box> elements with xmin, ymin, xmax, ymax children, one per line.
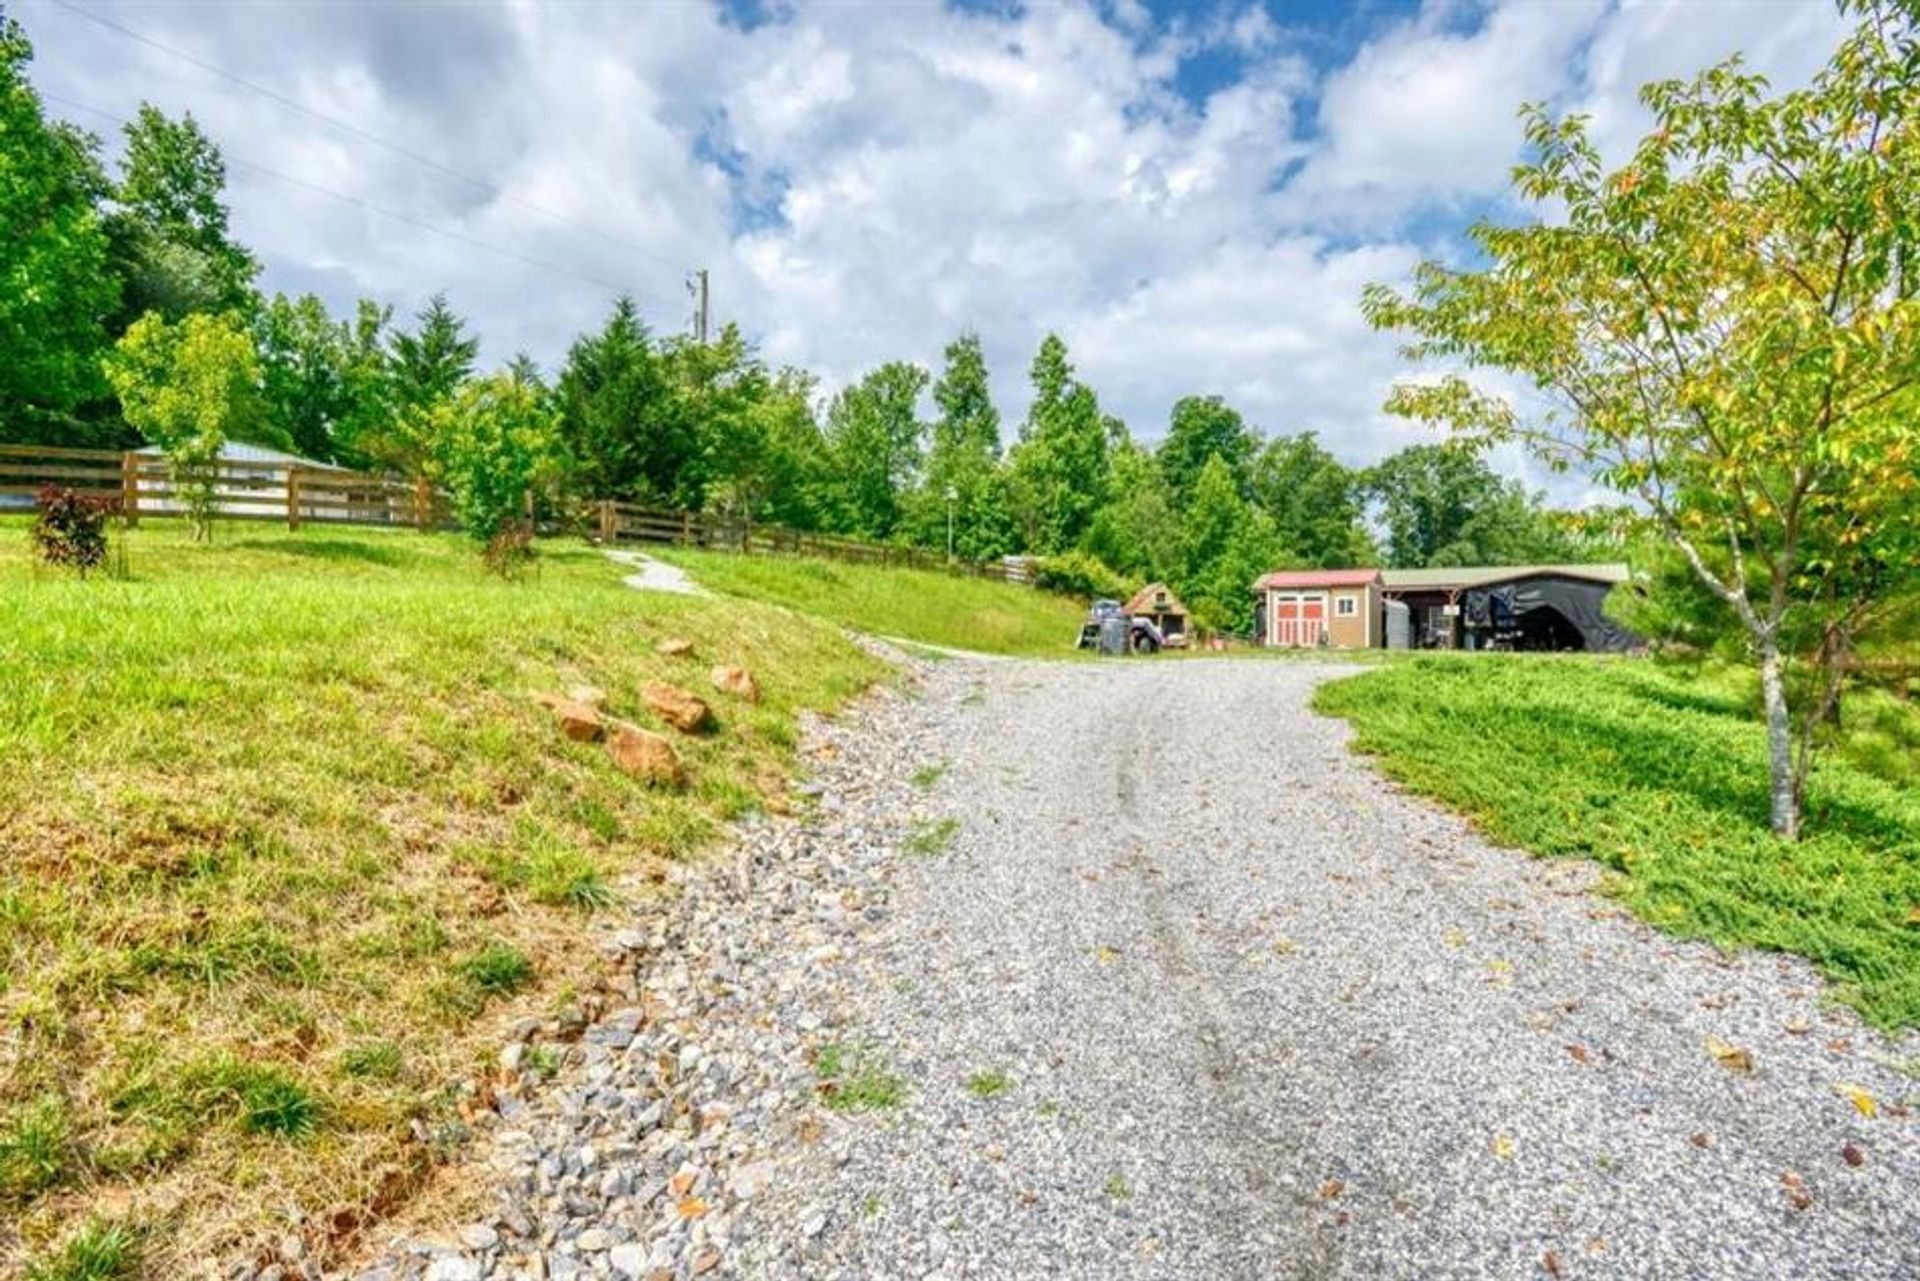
<box><xmin>737</xmin><ymin>658</ymin><xmax>1918</xmax><ymax>1279</ymax></box>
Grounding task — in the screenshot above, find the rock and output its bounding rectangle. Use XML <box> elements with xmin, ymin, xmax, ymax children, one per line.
<box><xmin>568</xmin><ymin>685</ymin><xmax>608</xmax><ymax>709</ymax></box>
<box><xmin>500</xmin><ymin>1043</ymin><xmax>526</xmax><ymax>1073</ymax></box>
<box><xmin>457</xmin><ymin>1224</ymin><xmax>499</xmax><ymax>1252</ymax></box>
<box><xmin>710</xmin><ymin>665</ymin><xmax>761</xmax><ymax>704</ymax></box>
<box><xmin>544</xmin><ymin>697</ymin><xmax>606</xmax><ymax>742</ymax></box>
<box><xmin>576</xmin><ymin>1227</ymin><xmax>612</xmax><ymax>1252</ymax></box>
<box><xmin>730</xmin><ymin>1160</ymin><xmax>775</xmax><ymax>1199</ymax></box>
<box><xmin>656</xmin><ymin>637</ymin><xmax>695</xmax><ymax>657</ymax></box>
<box><xmin>607</xmin><ymin>725</ymin><xmax>685</xmax><ymax>786</ymax></box>
<box><xmin>608</xmin><ymin>1243</ymin><xmax>649</xmax><ymax>1279</ymax></box>
<box><xmin>643</xmin><ymin>682</ymin><xmax>714</xmax><ymax>734</ymax></box>
<box><xmin>423</xmin><ymin>1259</ymin><xmax>480</xmax><ymax>1281</ymax></box>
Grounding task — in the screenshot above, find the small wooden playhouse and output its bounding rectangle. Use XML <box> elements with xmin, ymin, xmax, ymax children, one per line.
<box><xmin>1125</xmin><ymin>582</ymin><xmax>1191</xmax><ymax>648</ymax></box>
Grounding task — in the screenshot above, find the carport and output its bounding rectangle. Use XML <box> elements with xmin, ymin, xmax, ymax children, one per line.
<box><xmin>1379</xmin><ymin>565</ymin><xmax>1638</xmax><ymax>652</ymax></box>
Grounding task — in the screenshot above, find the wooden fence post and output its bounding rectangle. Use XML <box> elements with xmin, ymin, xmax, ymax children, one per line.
<box><xmin>121</xmin><ymin>451</ymin><xmax>140</xmax><ymax>526</ymax></box>
<box><xmin>414</xmin><ymin>477</ymin><xmax>431</xmax><ymax>530</ymax></box>
<box><xmin>741</xmin><ymin>519</ymin><xmax>752</xmax><ymax>556</ymax></box>
<box><xmin>598</xmin><ymin>500</ymin><xmax>616</xmax><ymax>544</ymax></box>
<box><xmin>681</xmin><ymin>510</ymin><xmax>693</xmax><ymax>546</ymax></box>
<box><xmin>286</xmin><ymin>466</ymin><xmax>303</xmax><ymax>531</ymax></box>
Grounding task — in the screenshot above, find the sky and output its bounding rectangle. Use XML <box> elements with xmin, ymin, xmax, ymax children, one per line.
<box><xmin>17</xmin><ymin>0</ymin><xmax>1853</xmax><ymax>487</ymax></box>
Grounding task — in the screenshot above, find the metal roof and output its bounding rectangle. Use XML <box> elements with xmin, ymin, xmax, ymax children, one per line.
<box><xmin>1252</xmin><ymin>568</ymin><xmax>1383</xmax><ymax>591</ymax></box>
<box><xmin>1379</xmin><ymin>563</ymin><xmax>1632</xmax><ymax>591</ymax></box>
<box><xmin>133</xmin><ymin>440</ymin><xmax>341</xmax><ymax>468</ymax></box>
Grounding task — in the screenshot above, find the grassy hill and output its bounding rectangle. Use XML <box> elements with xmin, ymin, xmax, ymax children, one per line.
<box><xmin>0</xmin><ymin>522</ymin><xmax>888</xmax><ymax>1276</ymax></box>
<box><xmin>649</xmin><ymin>546</ymin><xmax>1086</xmax><ymax>657</ymax></box>
<box><xmin>1316</xmin><ymin>656</ymin><xmax>1920</xmax><ymax>1029</ymax></box>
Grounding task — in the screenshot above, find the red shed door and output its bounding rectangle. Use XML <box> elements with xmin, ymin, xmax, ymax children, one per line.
<box><xmin>1272</xmin><ymin>594</ymin><xmax>1326</xmax><ymax>647</ymax></box>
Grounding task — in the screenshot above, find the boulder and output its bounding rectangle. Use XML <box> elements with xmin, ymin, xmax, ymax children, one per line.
<box><xmin>710</xmin><ymin>665</ymin><xmax>761</xmax><ymax>703</ymax></box>
<box><xmin>656</xmin><ymin>637</ymin><xmax>695</xmax><ymax>658</ymax></box>
<box><xmin>642</xmin><ymin>682</ymin><xmax>712</xmax><ymax>734</ymax></box>
<box><xmin>568</xmin><ymin>685</ymin><xmax>608</xmax><ymax>709</ymax></box>
<box><xmin>606</xmin><ymin>724</ymin><xmax>684</xmax><ymax>787</ymax></box>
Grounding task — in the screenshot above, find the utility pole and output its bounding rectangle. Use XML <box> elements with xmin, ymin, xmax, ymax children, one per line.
<box><xmin>688</xmin><ymin>269</ymin><xmax>710</xmax><ymax>343</ymax></box>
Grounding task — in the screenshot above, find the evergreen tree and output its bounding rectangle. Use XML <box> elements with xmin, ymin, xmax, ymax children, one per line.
<box><xmin>555</xmin><ymin>296</ymin><xmax>683</xmax><ymax>501</ymax></box>
<box><xmin>0</xmin><ymin>15</ymin><xmax>120</xmax><ymax>443</ymax></box>
<box><xmin>362</xmin><ymin>292</ymin><xmax>477</xmax><ymax>477</ymax></box>
<box><xmin>1179</xmin><ymin>454</ymin><xmax>1280</xmax><ymax>633</ymax></box>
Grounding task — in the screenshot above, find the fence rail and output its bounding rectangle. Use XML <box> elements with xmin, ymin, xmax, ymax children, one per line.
<box><xmin>3</xmin><ymin>444</ymin><xmax>1033</xmax><ymax>585</ymax></box>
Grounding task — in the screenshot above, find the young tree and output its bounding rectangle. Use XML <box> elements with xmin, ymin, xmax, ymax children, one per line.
<box><xmin>1362</xmin><ymin>2</ymin><xmax>1920</xmax><ymax>838</ymax></box>
<box><xmin>104</xmin><ymin>105</ymin><xmax>258</xmax><ymax>327</ymax></box>
<box><xmin>906</xmin><ymin>332</ymin><xmax>1011</xmax><ymax>558</ymax></box>
<box><xmin>1009</xmin><ymin>334</ymin><xmax>1109</xmax><ymax>551</ymax></box>
<box><xmin>1180</xmin><ymin>454</ymin><xmax>1282</xmax><ymax>633</ymax></box>
<box><xmin>1084</xmin><ymin>438</ymin><xmax>1182</xmax><ymax>584</ymax></box>
<box><xmin>0</xmin><ymin>15</ymin><xmax>120</xmax><ymax>442</ymax></box>
<box><xmin>102</xmin><ymin>311</ymin><xmax>264</xmax><ymax>538</ymax></box>
<box><xmin>821</xmin><ymin>361</ymin><xmax>929</xmax><ymax>539</ymax></box>
<box><xmin>1249</xmin><ymin>433</ymin><xmax>1377</xmax><ymax>568</ymax></box>
<box><xmin>1159</xmin><ymin>394</ymin><xmax>1257</xmax><ymax>502</ymax></box>
<box><xmin>430</xmin><ymin>368</ymin><xmax>561</xmax><ymax>545</ymax></box>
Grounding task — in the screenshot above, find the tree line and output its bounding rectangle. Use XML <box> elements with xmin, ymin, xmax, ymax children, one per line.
<box><xmin>1</xmin><ymin>11</ymin><xmax>1594</xmax><ymax>627</ymax></box>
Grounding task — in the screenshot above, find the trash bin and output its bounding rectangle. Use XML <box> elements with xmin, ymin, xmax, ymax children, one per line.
<box><xmin>1099</xmin><ymin>616</ymin><xmax>1129</xmax><ymax>656</ymax></box>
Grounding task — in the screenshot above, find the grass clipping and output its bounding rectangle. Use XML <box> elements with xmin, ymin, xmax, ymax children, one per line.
<box><xmin>0</xmin><ymin>523</ymin><xmax>884</xmax><ymax>1275</ymax></box>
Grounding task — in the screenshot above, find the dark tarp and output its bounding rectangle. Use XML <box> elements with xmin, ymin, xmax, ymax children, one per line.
<box><xmin>1462</xmin><ymin>576</ymin><xmax>1639</xmax><ymax>653</ymax></box>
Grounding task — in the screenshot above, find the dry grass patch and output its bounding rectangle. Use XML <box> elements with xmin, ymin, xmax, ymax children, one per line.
<box><xmin>0</xmin><ymin>521</ymin><xmax>884</xmax><ymax>1276</ymax></box>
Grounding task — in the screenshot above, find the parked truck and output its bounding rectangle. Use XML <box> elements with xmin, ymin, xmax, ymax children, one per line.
<box><xmin>1075</xmin><ymin>599</ymin><xmax>1165</xmax><ymax>654</ymax></box>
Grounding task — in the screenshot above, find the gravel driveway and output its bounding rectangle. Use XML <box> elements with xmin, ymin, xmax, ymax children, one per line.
<box><xmin>351</xmin><ymin>655</ymin><xmax>1918</xmax><ymax>1281</ymax></box>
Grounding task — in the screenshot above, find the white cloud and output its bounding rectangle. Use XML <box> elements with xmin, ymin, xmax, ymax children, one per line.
<box><xmin>17</xmin><ymin>0</ymin><xmax>1859</xmax><ymax>492</ymax></box>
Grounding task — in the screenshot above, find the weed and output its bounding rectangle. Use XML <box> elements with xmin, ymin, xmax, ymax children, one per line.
<box><xmin>526</xmin><ymin>1045</ymin><xmax>563</xmax><ymax>1078</ymax></box>
<box><xmin>815</xmin><ymin>1041</ymin><xmax>907</xmax><ymax>1113</ymax></box>
<box><xmin>0</xmin><ymin>1095</ymin><xmax>70</xmax><ymax>1198</ymax></box>
<box><xmin>1104</xmin><ymin>1174</ymin><xmax>1132</xmax><ymax>1200</ymax></box>
<box><xmin>456</xmin><ymin>944</ymin><xmax>534</xmax><ymax>997</ymax></box>
<box><xmin>23</xmin><ymin>1220</ymin><xmax>139</xmax><ymax>1281</ymax></box>
<box><xmin>909</xmin><ymin>761</ymin><xmax>948</xmax><ymax>789</ymax></box>
<box><xmin>339</xmin><ymin>1042</ymin><xmax>404</xmax><ymax>1082</ymax></box>
<box><xmin>966</xmin><ymin>1070</ymin><xmax>1012</xmax><ymax>1100</ymax></box>
<box><xmin>181</xmin><ymin>1056</ymin><xmax>323</xmax><ymax>1139</ymax></box>
<box><xmin>1035</xmin><ymin>1100</ymin><xmax>1061</xmax><ymax>1118</ymax></box>
<box><xmin>905</xmin><ymin>817</ymin><xmax>961</xmax><ymax>857</ymax></box>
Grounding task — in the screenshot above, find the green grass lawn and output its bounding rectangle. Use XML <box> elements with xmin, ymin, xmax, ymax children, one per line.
<box><xmin>1315</xmin><ymin>656</ymin><xmax>1920</xmax><ymax>1029</ymax></box>
<box><xmin>649</xmin><ymin>546</ymin><xmax>1087</xmax><ymax>656</ymax></box>
<box><xmin>0</xmin><ymin>520</ymin><xmax>885</xmax><ymax>1275</ymax></box>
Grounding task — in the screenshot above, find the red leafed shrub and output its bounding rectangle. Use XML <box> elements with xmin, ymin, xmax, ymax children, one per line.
<box><xmin>482</xmin><ymin>517</ymin><xmax>536</xmax><ymax>579</ymax></box>
<box><xmin>31</xmin><ymin>485</ymin><xmax>116</xmax><ymax>573</ymax></box>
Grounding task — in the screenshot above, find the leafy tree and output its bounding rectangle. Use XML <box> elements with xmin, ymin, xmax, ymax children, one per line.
<box><xmin>430</xmin><ymin>369</ymin><xmax>560</xmax><ymax>545</ymax></box>
<box><xmin>103</xmin><ymin>105</ymin><xmax>258</xmax><ymax>328</ymax></box>
<box><xmin>1362</xmin><ymin>0</ymin><xmax>1920</xmax><ymax>838</ymax></box>
<box><xmin>821</xmin><ymin>361</ymin><xmax>928</xmax><ymax>539</ymax></box>
<box><xmin>1249</xmin><ymin>433</ymin><xmax>1376</xmax><ymax>567</ymax></box>
<box><xmin>673</xmin><ymin>325</ymin><xmax>825</xmax><ymax>522</ymax></box>
<box><xmin>555</xmin><ymin>297</ymin><xmax>685</xmax><ymax>501</ymax></box>
<box><xmin>1364</xmin><ymin>445</ymin><xmax>1573</xmax><ymax>568</ymax></box>
<box><xmin>1083</xmin><ymin>438</ymin><xmax>1181</xmax><ymax>583</ymax></box>
<box><xmin>255</xmin><ymin>293</ymin><xmax>392</xmax><ymax>463</ymax></box>
<box><xmin>361</xmin><ymin>293</ymin><xmax>477</xmax><ymax>478</ymax></box>
<box><xmin>0</xmin><ymin>15</ymin><xmax>119</xmax><ymax>442</ymax></box>
<box><xmin>1008</xmin><ymin>334</ymin><xmax>1108</xmax><ymax>551</ymax></box>
<box><xmin>905</xmin><ymin>332</ymin><xmax>1011</xmax><ymax>558</ymax></box>
<box><xmin>1180</xmin><ymin>454</ymin><xmax>1281</xmax><ymax>633</ymax></box>
<box><xmin>101</xmin><ymin>311</ymin><xmax>264</xmax><ymax>538</ymax></box>
<box><xmin>1159</xmin><ymin>395</ymin><xmax>1257</xmax><ymax>502</ymax></box>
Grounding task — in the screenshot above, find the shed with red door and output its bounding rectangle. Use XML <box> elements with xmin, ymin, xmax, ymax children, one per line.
<box><xmin>1251</xmin><ymin>568</ymin><xmax>1381</xmax><ymax>649</ymax></box>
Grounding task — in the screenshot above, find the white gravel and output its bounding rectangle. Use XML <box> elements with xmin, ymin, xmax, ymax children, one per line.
<box><xmin>605</xmin><ymin>550</ymin><xmax>706</xmax><ymax>596</ymax></box>
<box><xmin>342</xmin><ymin>654</ymin><xmax>1919</xmax><ymax>1281</ymax></box>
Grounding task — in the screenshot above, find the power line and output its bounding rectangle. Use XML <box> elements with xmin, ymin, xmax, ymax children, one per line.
<box><xmin>39</xmin><ymin>0</ymin><xmax>696</xmax><ymax>279</ymax></box>
<box><xmin>42</xmin><ymin>91</ymin><xmax>677</xmax><ymax>310</ymax></box>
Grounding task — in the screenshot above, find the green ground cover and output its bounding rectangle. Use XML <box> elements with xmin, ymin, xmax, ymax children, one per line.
<box><xmin>0</xmin><ymin>520</ymin><xmax>885</xmax><ymax>1275</ymax></box>
<box><xmin>649</xmin><ymin>546</ymin><xmax>1087</xmax><ymax>657</ymax></box>
<box><xmin>1315</xmin><ymin>656</ymin><xmax>1920</xmax><ymax>1029</ymax></box>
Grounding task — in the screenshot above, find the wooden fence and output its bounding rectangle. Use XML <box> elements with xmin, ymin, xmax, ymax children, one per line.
<box><xmin>2</xmin><ymin>444</ymin><xmax>1032</xmax><ymax>584</ymax></box>
<box><xmin>0</xmin><ymin>443</ymin><xmax>452</xmax><ymax>531</ymax></box>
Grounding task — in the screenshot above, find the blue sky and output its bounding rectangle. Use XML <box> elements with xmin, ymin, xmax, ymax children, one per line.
<box><xmin>18</xmin><ymin>0</ymin><xmax>1853</xmax><ymax>489</ymax></box>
